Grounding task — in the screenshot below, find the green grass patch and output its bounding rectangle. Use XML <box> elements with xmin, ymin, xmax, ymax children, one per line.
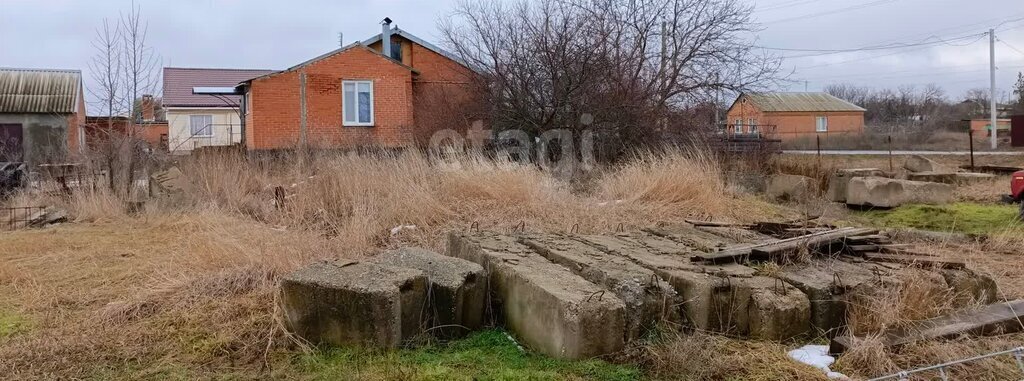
<box><xmin>0</xmin><ymin>307</ymin><xmax>30</xmax><ymax>339</ymax></box>
<box><xmin>856</xmin><ymin>202</ymin><xmax>1023</xmax><ymax>235</ymax></box>
<box><xmin>295</xmin><ymin>329</ymin><xmax>641</xmax><ymax>381</ymax></box>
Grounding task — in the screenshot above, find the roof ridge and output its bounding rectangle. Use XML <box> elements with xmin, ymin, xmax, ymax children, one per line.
<box><xmin>0</xmin><ymin>67</ymin><xmax>82</xmax><ymax>73</ymax></box>
<box><xmin>164</xmin><ymin>67</ymin><xmax>276</xmax><ymax>72</ymax></box>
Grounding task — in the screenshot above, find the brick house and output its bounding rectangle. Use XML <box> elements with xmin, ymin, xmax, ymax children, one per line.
<box><xmin>0</xmin><ymin>68</ymin><xmax>86</xmax><ymax>165</ymax></box>
<box><xmin>163</xmin><ymin>67</ymin><xmax>275</xmax><ymax>153</ymax></box>
<box><xmin>725</xmin><ymin>92</ymin><xmax>865</xmax><ymax>140</ymax></box>
<box><xmin>238</xmin><ymin>18</ymin><xmax>476</xmax><ymax>150</ymax></box>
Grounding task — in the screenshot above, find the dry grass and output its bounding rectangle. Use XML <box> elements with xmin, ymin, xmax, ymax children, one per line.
<box><xmin>0</xmin><ymin>149</ymin><xmax>782</xmax><ymax>379</ymax></box>
<box><xmin>637</xmin><ymin>331</ymin><xmax>825</xmax><ymax>381</ymax></box>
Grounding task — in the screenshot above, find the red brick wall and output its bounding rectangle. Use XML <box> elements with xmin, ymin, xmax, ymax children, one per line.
<box><xmin>67</xmin><ymin>84</ymin><xmax>86</xmax><ymax>155</ymax></box>
<box><xmin>247</xmin><ymin>47</ymin><xmax>416</xmax><ymax>150</ymax></box>
<box><xmin>726</xmin><ymin>95</ymin><xmax>865</xmax><ymax>140</ymax></box>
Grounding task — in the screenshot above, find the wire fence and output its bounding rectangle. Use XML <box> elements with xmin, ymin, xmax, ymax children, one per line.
<box><xmin>1</xmin><ymin>205</ymin><xmax>46</xmax><ymax>230</ymax></box>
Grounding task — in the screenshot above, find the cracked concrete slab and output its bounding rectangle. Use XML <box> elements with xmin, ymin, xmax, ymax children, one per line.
<box><xmin>446</xmin><ymin>232</ymin><xmax>627</xmax><ymax>359</ymax></box>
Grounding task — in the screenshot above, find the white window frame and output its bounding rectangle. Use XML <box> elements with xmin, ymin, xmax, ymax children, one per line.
<box><xmin>734</xmin><ymin>118</ymin><xmax>742</xmax><ymax>134</ymax></box>
<box><xmin>189</xmin><ymin>114</ymin><xmax>214</xmax><ymax>137</ymax></box>
<box><xmin>816</xmin><ymin>116</ymin><xmax>828</xmax><ymax>132</ymax></box>
<box><xmin>749</xmin><ymin>119</ymin><xmax>758</xmax><ymax>134</ymax></box>
<box><xmin>342</xmin><ymin>80</ymin><xmax>374</xmax><ymax>127</ymax></box>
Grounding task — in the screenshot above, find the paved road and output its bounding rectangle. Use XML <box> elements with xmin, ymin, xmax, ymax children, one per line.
<box><xmin>783</xmin><ymin>150</ymin><xmax>1024</xmax><ymax>156</ymax></box>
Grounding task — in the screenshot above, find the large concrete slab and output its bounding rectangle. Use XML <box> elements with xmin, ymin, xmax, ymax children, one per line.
<box><xmin>827</xmin><ymin>168</ymin><xmax>885</xmax><ymax>202</ymax></box>
<box><xmin>519</xmin><ymin>234</ymin><xmax>680</xmax><ymax>341</ymax></box>
<box><xmin>778</xmin><ymin>259</ymin><xmax>897</xmax><ymax>335</ymax></box>
<box><xmin>767</xmin><ymin>174</ymin><xmax>816</xmax><ymax>202</ymax></box>
<box><xmin>374</xmin><ymin>248</ymin><xmax>486</xmax><ymax>339</ymax></box>
<box><xmin>846</xmin><ymin>177</ymin><xmax>953</xmax><ymax>208</ymax></box>
<box><xmin>446</xmin><ymin>232</ymin><xmax>627</xmax><ymax>359</ymax></box>
<box><xmin>280</xmin><ymin>261</ymin><xmax>427</xmax><ymax>348</ymax></box>
<box><xmin>573</xmin><ymin>233</ymin><xmax>811</xmax><ymax>340</ymax></box>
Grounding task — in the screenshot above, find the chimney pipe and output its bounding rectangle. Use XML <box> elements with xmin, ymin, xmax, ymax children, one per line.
<box><xmin>141</xmin><ymin>94</ymin><xmax>155</xmax><ymax>122</ymax></box>
<box><xmin>381</xmin><ymin>17</ymin><xmax>393</xmax><ymax>59</ymax></box>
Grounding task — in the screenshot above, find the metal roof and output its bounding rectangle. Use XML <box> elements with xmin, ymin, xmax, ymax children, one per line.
<box><xmin>742</xmin><ymin>92</ymin><xmax>865</xmax><ymax>112</ymax></box>
<box><xmin>361</xmin><ymin>27</ymin><xmax>467</xmax><ymax>67</ymax></box>
<box><xmin>0</xmin><ymin>68</ymin><xmax>82</xmax><ymax>114</ymax></box>
<box><xmin>163</xmin><ymin>67</ymin><xmax>274</xmax><ymax>107</ymax></box>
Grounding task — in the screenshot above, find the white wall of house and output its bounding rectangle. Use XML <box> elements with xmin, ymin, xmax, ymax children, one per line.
<box><xmin>166</xmin><ymin>107</ymin><xmax>242</xmax><ymax>154</ymax></box>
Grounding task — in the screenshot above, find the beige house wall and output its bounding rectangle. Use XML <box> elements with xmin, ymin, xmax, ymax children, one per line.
<box><xmin>166</xmin><ymin>108</ymin><xmax>242</xmax><ymax>154</ymax></box>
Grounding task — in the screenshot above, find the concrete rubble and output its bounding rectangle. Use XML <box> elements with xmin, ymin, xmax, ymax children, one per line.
<box><xmin>278</xmin><ymin>220</ymin><xmax>998</xmax><ymax>360</ymax></box>
<box><xmin>846</xmin><ymin>176</ymin><xmax>953</xmax><ymax>208</ymax></box>
<box><xmin>904</xmin><ymin>155</ymin><xmax>951</xmax><ymax>173</ymax></box>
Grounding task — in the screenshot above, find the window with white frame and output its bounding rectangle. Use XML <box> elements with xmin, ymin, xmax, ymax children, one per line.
<box><xmin>749</xmin><ymin>119</ymin><xmax>758</xmax><ymax>134</ymax></box>
<box><xmin>815</xmin><ymin>116</ymin><xmax>828</xmax><ymax>132</ymax></box>
<box><xmin>343</xmin><ymin>80</ymin><xmax>374</xmax><ymax>126</ymax></box>
<box><xmin>734</xmin><ymin>118</ymin><xmax>742</xmax><ymax>133</ymax></box>
<box><xmin>189</xmin><ymin>115</ymin><xmax>213</xmax><ymax>137</ymax></box>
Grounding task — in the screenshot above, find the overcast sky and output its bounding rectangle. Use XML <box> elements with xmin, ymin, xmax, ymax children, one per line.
<box><xmin>2</xmin><ymin>0</ymin><xmax>1023</xmax><ymax>110</ymax></box>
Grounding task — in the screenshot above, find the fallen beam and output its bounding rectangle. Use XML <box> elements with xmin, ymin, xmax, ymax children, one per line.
<box><xmin>695</xmin><ymin>227</ymin><xmax>875</xmax><ymax>263</ymax></box>
<box><xmin>862</xmin><ymin>253</ymin><xmax>965</xmax><ymax>270</ymax></box>
<box><xmin>830</xmin><ymin>299</ymin><xmax>1024</xmax><ymax>354</ymax></box>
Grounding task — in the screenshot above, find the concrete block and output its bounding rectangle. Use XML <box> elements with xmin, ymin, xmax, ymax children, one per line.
<box><xmin>827</xmin><ymin>168</ymin><xmax>885</xmax><ymax>202</ymax></box>
<box><xmin>778</xmin><ymin>260</ymin><xmax>896</xmax><ymax>335</ymax></box>
<box><xmin>280</xmin><ymin>261</ymin><xmax>427</xmax><ymax>348</ymax></box>
<box><xmin>446</xmin><ymin>232</ymin><xmax>627</xmax><ymax>359</ymax></box>
<box><xmin>767</xmin><ymin>174</ymin><xmax>816</xmax><ymax>202</ymax></box>
<box><xmin>906</xmin><ymin>171</ymin><xmax>959</xmax><ymax>184</ymax></box>
<box><xmin>575</xmin><ymin>234</ymin><xmax>810</xmax><ymax>340</ymax></box>
<box><xmin>904</xmin><ymin>155</ymin><xmax>950</xmax><ymax>173</ymax></box>
<box><xmin>374</xmin><ymin>248</ymin><xmax>486</xmax><ymax>339</ymax></box>
<box><xmin>955</xmin><ymin>172</ymin><xmax>997</xmax><ymax>184</ymax></box>
<box><xmin>519</xmin><ymin>234</ymin><xmax>680</xmax><ymax>341</ymax></box>
<box><xmin>940</xmin><ymin>268</ymin><xmax>999</xmax><ymax>306</ymax></box>
<box><xmin>846</xmin><ymin>177</ymin><xmax>953</xmax><ymax>208</ymax></box>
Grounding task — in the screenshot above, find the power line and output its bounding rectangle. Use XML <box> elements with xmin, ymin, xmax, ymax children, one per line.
<box><xmin>761</xmin><ymin>0</ymin><xmax>905</xmax><ymax>24</ymax></box>
<box><xmin>756</xmin><ymin>0</ymin><xmax>828</xmax><ymax>13</ymax></box>
<box><xmin>798</xmin><ymin>61</ymin><xmax>1024</xmax><ymax>81</ymax></box>
<box><xmin>800</xmin><ymin>64</ymin><xmax>1024</xmax><ymax>82</ymax></box>
<box><xmin>758</xmin><ymin>32</ymin><xmax>985</xmax><ymax>53</ymax></box>
<box><xmin>998</xmin><ymin>39</ymin><xmax>1024</xmax><ymax>57</ymax></box>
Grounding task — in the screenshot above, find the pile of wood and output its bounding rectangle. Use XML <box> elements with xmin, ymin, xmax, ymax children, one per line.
<box><xmin>688</xmin><ymin>218</ymin><xmax>966</xmax><ymax>269</ymax></box>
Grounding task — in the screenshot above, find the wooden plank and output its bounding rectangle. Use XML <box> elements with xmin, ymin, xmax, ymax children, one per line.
<box><xmin>831</xmin><ymin>299</ymin><xmax>1024</xmax><ymax>354</ymax></box>
<box><xmin>683</xmin><ymin>219</ymin><xmax>750</xmax><ymax>228</ymax></box>
<box><xmin>693</xmin><ymin>227</ymin><xmax>875</xmax><ymax>263</ymax></box>
<box><xmin>749</xmin><ymin>227</ymin><xmax>877</xmax><ymax>261</ymax></box>
<box><xmin>862</xmin><ymin>253</ymin><xmax>965</xmax><ymax>269</ymax></box>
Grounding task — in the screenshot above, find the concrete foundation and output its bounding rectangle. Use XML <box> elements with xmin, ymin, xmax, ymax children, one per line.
<box><xmin>279</xmin><ymin>261</ymin><xmax>427</xmax><ymax>348</ymax></box>
<box><xmin>846</xmin><ymin>177</ymin><xmax>953</xmax><ymax>208</ymax></box>
<box><xmin>446</xmin><ymin>232</ymin><xmax>627</xmax><ymax>359</ymax></box>
<box><xmin>827</xmin><ymin>168</ymin><xmax>885</xmax><ymax>202</ymax></box>
<box><xmin>374</xmin><ymin>248</ymin><xmax>487</xmax><ymax>339</ymax></box>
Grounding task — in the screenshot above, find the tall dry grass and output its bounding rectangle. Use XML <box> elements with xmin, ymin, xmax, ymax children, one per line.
<box><xmin>1</xmin><ymin>148</ymin><xmax>774</xmax><ymax>379</ymax></box>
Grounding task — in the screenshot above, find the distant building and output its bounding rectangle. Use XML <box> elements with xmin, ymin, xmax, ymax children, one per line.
<box><xmin>162</xmin><ymin>67</ymin><xmax>274</xmax><ymax>154</ymax></box>
<box><xmin>725</xmin><ymin>92</ymin><xmax>865</xmax><ymax>140</ymax></box>
<box><xmin>0</xmin><ymin>68</ymin><xmax>85</xmax><ymax>165</ymax></box>
<box><xmin>964</xmin><ymin>118</ymin><xmax>1011</xmax><ymax>139</ymax></box>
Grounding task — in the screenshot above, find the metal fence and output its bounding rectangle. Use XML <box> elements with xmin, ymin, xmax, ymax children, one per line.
<box><xmin>1</xmin><ymin>206</ymin><xmax>45</xmax><ymax>230</ymax></box>
<box><xmin>870</xmin><ymin>346</ymin><xmax>1024</xmax><ymax>381</ymax></box>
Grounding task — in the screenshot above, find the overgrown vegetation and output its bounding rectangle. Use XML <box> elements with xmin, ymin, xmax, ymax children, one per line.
<box><xmin>856</xmin><ymin>203</ymin><xmax>1022</xmax><ymax>235</ymax></box>
<box><xmin>296</xmin><ymin>330</ymin><xmax>640</xmax><ymax>381</ymax></box>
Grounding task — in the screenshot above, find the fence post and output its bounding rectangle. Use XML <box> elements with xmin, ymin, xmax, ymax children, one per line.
<box><xmin>816</xmin><ymin>135</ymin><xmax>821</xmax><ymax>168</ymax></box>
<box><xmin>888</xmin><ymin>135</ymin><xmax>893</xmax><ymax>171</ymax></box>
<box><xmin>968</xmin><ymin>127</ymin><xmax>975</xmax><ymax>169</ymax></box>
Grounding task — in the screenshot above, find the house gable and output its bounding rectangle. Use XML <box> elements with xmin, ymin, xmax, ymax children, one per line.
<box><xmin>246</xmin><ymin>44</ymin><xmax>416</xmax><ymax>150</ymax></box>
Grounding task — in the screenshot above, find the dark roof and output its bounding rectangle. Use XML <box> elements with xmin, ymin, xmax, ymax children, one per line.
<box><xmin>0</xmin><ymin>68</ymin><xmax>82</xmax><ymax>114</ymax></box>
<box><xmin>163</xmin><ymin>67</ymin><xmax>274</xmax><ymax>107</ymax></box>
<box><xmin>741</xmin><ymin>92</ymin><xmax>866</xmax><ymax>112</ymax></box>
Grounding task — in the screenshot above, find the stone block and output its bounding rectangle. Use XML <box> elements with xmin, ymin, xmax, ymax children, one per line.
<box><xmin>904</xmin><ymin>155</ymin><xmax>950</xmax><ymax>173</ymax></box>
<box><xmin>846</xmin><ymin>177</ymin><xmax>953</xmax><ymax>208</ymax></box>
<box><xmin>374</xmin><ymin>248</ymin><xmax>486</xmax><ymax>339</ymax></box>
<box><xmin>446</xmin><ymin>232</ymin><xmax>627</xmax><ymax>359</ymax></box>
<box><xmin>280</xmin><ymin>261</ymin><xmax>427</xmax><ymax>348</ymax></box>
<box><xmin>768</xmin><ymin>174</ymin><xmax>816</xmax><ymax>202</ymax></box>
<box><xmin>827</xmin><ymin>168</ymin><xmax>885</xmax><ymax>202</ymax></box>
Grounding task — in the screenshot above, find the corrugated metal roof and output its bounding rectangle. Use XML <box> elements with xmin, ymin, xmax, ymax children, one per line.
<box><xmin>0</xmin><ymin>68</ymin><xmax>82</xmax><ymax>114</ymax></box>
<box><xmin>163</xmin><ymin>67</ymin><xmax>275</xmax><ymax>107</ymax></box>
<box><xmin>743</xmin><ymin>92</ymin><xmax>865</xmax><ymax>112</ymax></box>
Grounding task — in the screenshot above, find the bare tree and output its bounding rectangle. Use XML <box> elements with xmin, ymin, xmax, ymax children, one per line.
<box><xmin>439</xmin><ymin>0</ymin><xmax>780</xmax><ymax>159</ymax></box>
<box><xmin>88</xmin><ymin>18</ymin><xmax>124</xmax><ymax>123</ymax></box>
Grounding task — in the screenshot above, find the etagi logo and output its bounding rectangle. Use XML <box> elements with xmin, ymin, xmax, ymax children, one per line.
<box><xmin>427</xmin><ymin>114</ymin><xmax>598</xmax><ymax>171</ymax></box>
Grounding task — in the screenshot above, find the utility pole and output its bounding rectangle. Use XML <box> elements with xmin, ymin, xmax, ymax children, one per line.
<box><xmin>805</xmin><ymin>80</ymin><xmax>809</xmax><ymax>92</ymax></box>
<box><xmin>990</xmin><ymin>28</ymin><xmax>998</xmax><ymax>150</ymax></box>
